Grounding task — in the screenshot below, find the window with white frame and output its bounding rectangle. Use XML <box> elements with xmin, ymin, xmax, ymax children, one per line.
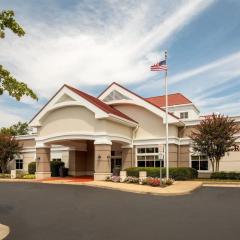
<box><xmin>136</xmin><ymin>147</ymin><xmax>164</xmax><ymax>167</ymax></box>
<box><xmin>191</xmin><ymin>155</ymin><xmax>208</xmax><ymax>171</ymax></box>
<box><xmin>180</xmin><ymin>112</ymin><xmax>188</xmax><ymax>119</ymax></box>
<box><xmin>16</xmin><ymin>159</ymin><xmax>23</xmax><ymax>170</ymax></box>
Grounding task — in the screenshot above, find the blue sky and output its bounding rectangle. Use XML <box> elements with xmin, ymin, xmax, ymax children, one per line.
<box><xmin>0</xmin><ymin>0</ymin><xmax>240</xmax><ymax>126</ymax></box>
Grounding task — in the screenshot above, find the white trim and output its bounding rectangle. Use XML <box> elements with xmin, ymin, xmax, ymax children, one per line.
<box><xmin>121</xmin><ymin>144</ymin><xmax>133</xmax><ymax>149</ymax></box>
<box><xmin>107</xmin><ymin>114</ymin><xmax>138</xmax><ymax>127</ymax></box>
<box><xmin>35</xmin><ymin>131</ymin><xmax>132</xmax><ymax>145</ymax></box>
<box><xmin>133</xmin><ymin>136</ymin><xmax>184</xmax><ymax>146</ymax></box>
<box><xmin>162</xmin><ymin>103</ymin><xmax>200</xmax><ymax>114</ymax></box>
<box><xmin>94</xmin><ymin>138</ymin><xmax>112</xmax><ymax>145</ymax></box>
<box><xmin>30</xmin><ymin>86</ymin><xmax>108</xmax><ymax>127</ymax></box>
<box><xmin>30</xmin><ymin>86</ymin><xmax>136</xmax><ymax>128</ymax></box>
<box><xmin>36</xmin><ymin>142</ymin><xmax>50</xmax><ymax>148</ymax></box>
<box><xmin>98</xmin><ymin>83</ymin><xmax>180</xmax><ymax>124</ymax></box>
<box><xmin>15</xmin><ymin>134</ymin><xmax>37</xmax><ymax>140</ymax></box>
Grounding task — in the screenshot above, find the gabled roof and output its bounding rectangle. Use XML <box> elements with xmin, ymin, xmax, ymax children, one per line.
<box><xmin>65</xmin><ymin>85</ymin><xmax>137</xmax><ymax>123</ymax></box>
<box><xmin>29</xmin><ymin>84</ymin><xmax>137</xmax><ymax>127</ymax></box>
<box><xmin>98</xmin><ymin>82</ymin><xmax>180</xmax><ymax>120</ymax></box>
<box><xmin>145</xmin><ymin>93</ymin><xmax>192</xmax><ymax>107</ymax></box>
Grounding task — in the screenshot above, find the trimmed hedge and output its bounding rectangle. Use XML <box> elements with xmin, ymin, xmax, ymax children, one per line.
<box><xmin>211</xmin><ymin>171</ymin><xmax>240</xmax><ymax>180</ymax></box>
<box><xmin>28</xmin><ymin>162</ymin><xmax>36</xmax><ymax>174</ymax></box>
<box><xmin>51</xmin><ymin>160</ymin><xmax>65</xmax><ymax>177</ymax></box>
<box><xmin>125</xmin><ymin>167</ymin><xmax>198</xmax><ymax>180</ymax></box>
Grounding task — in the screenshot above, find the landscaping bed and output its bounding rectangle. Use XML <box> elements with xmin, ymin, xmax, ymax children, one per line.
<box><xmin>0</xmin><ymin>172</ymin><xmax>35</xmax><ymax>179</ymax></box>
<box><xmin>106</xmin><ymin>175</ymin><xmax>174</xmax><ymax>187</ymax></box>
<box><xmin>125</xmin><ymin>167</ymin><xmax>198</xmax><ymax>180</ymax></box>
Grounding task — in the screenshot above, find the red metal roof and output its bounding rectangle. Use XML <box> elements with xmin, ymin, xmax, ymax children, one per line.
<box><xmin>65</xmin><ymin>85</ymin><xmax>137</xmax><ymax>123</ymax></box>
<box><xmin>145</xmin><ymin>93</ymin><xmax>192</xmax><ymax>107</ymax></box>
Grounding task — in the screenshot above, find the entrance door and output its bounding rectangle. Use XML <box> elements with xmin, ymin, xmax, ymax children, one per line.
<box><xmin>111</xmin><ymin>151</ymin><xmax>122</xmax><ymax>172</ymax></box>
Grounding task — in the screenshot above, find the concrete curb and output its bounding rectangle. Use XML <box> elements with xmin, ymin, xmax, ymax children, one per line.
<box><xmin>0</xmin><ymin>179</ymin><xmax>38</xmax><ymax>183</ymax></box>
<box><xmin>203</xmin><ymin>183</ymin><xmax>240</xmax><ymax>188</ymax></box>
<box><xmin>0</xmin><ymin>224</ymin><xmax>10</xmax><ymax>240</ymax></box>
<box><xmin>79</xmin><ymin>181</ymin><xmax>203</xmax><ymax>196</ymax></box>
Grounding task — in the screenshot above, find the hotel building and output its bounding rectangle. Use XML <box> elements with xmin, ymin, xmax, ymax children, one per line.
<box><xmin>13</xmin><ymin>82</ymin><xmax>240</xmax><ymax>179</ymax></box>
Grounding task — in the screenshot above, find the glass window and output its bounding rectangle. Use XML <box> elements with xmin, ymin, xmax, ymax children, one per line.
<box><xmin>137</xmin><ymin>156</ymin><xmax>145</xmax><ymax>161</ymax></box>
<box><xmin>137</xmin><ymin>161</ymin><xmax>145</xmax><ymax>167</ymax></box>
<box><xmin>137</xmin><ymin>148</ymin><xmax>145</xmax><ymax>154</ymax></box>
<box><xmin>146</xmin><ymin>155</ymin><xmax>154</xmax><ymax>160</ymax></box>
<box><xmin>191</xmin><ymin>161</ymin><xmax>199</xmax><ymax>170</ymax></box>
<box><xmin>180</xmin><ymin>112</ymin><xmax>188</xmax><ymax>119</ymax></box>
<box><xmin>146</xmin><ymin>148</ymin><xmax>154</xmax><ymax>153</ymax></box>
<box><xmin>146</xmin><ymin>161</ymin><xmax>154</xmax><ymax>167</ymax></box>
<box><xmin>136</xmin><ymin>146</ymin><xmax>163</xmax><ymax>168</ymax></box>
<box><xmin>16</xmin><ymin>159</ymin><xmax>23</xmax><ymax>170</ymax></box>
<box><xmin>155</xmin><ymin>160</ymin><xmax>164</xmax><ymax>167</ymax></box>
<box><xmin>191</xmin><ymin>155</ymin><xmax>208</xmax><ymax>171</ymax></box>
<box><xmin>200</xmin><ymin>161</ymin><xmax>208</xmax><ymax>170</ymax></box>
<box><xmin>191</xmin><ymin>155</ymin><xmax>199</xmax><ymax>161</ymax></box>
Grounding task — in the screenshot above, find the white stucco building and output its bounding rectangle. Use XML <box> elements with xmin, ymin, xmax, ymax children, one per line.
<box><xmin>14</xmin><ymin>82</ymin><xmax>240</xmax><ymax>179</ymax></box>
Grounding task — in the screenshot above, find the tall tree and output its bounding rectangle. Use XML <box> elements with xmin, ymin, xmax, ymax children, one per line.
<box><xmin>190</xmin><ymin>114</ymin><xmax>239</xmax><ymax>172</ymax></box>
<box><xmin>0</xmin><ymin>134</ymin><xmax>22</xmax><ymax>173</ymax></box>
<box><xmin>0</xmin><ymin>121</ymin><xmax>30</xmax><ymax>136</ymax></box>
<box><xmin>0</xmin><ymin>10</ymin><xmax>37</xmax><ymax>100</ymax></box>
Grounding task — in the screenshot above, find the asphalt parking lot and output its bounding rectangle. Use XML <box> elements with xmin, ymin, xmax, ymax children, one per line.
<box><xmin>0</xmin><ymin>183</ymin><xmax>240</xmax><ymax>240</ymax></box>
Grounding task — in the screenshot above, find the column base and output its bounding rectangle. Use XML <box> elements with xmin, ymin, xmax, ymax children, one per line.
<box><xmin>94</xmin><ymin>173</ymin><xmax>112</xmax><ymax>181</ymax></box>
<box><xmin>35</xmin><ymin>172</ymin><xmax>51</xmax><ymax>179</ymax></box>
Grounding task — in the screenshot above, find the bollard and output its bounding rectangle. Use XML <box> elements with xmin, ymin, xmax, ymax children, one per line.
<box><xmin>120</xmin><ymin>171</ymin><xmax>127</xmax><ymax>182</ymax></box>
<box><xmin>139</xmin><ymin>171</ymin><xmax>147</xmax><ymax>184</ymax></box>
<box><xmin>11</xmin><ymin>170</ymin><xmax>17</xmax><ymax>179</ymax></box>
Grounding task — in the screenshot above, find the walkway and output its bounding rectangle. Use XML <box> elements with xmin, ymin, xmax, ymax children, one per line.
<box><xmin>41</xmin><ymin>176</ymin><xmax>94</xmax><ymax>183</ymax></box>
<box><xmin>83</xmin><ymin>180</ymin><xmax>203</xmax><ymax>196</ymax></box>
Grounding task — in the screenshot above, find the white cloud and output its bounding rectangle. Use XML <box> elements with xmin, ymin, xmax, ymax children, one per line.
<box><xmin>0</xmin><ymin>109</ymin><xmax>24</xmax><ymax>127</ymax></box>
<box><xmin>0</xmin><ymin>0</ymin><xmax>214</xmax><ymax>100</ymax></box>
<box><xmin>170</xmin><ymin>51</ymin><xmax>240</xmax><ymax>84</ymax></box>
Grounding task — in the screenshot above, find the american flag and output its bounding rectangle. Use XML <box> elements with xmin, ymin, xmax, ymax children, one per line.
<box><xmin>150</xmin><ymin>60</ymin><xmax>168</xmax><ymax>71</ymax></box>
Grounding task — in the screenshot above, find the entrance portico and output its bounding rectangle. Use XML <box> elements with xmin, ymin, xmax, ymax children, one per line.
<box><xmin>35</xmin><ymin>137</ymin><xmax>133</xmax><ymax>180</ymax></box>
<box><xmin>30</xmin><ymin>84</ymin><xmax>138</xmax><ymax>180</ymax></box>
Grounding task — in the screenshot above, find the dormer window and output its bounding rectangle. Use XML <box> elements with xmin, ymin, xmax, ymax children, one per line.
<box><xmin>180</xmin><ymin>112</ymin><xmax>188</xmax><ymax>119</ymax></box>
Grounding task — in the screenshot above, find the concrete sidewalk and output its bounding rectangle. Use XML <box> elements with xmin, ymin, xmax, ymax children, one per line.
<box><xmin>81</xmin><ymin>181</ymin><xmax>203</xmax><ymax>196</ymax></box>
<box><xmin>0</xmin><ymin>224</ymin><xmax>9</xmax><ymax>240</ymax></box>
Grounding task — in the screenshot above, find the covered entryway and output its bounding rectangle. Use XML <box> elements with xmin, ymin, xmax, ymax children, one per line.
<box><xmin>30</xmin><ymin>84</ymin><xmax>137</xmax><ymax>180</ymax></box>
<box><xmin>35</xmin><ymin>136</ymin><xmax>134</xmax><ymax>180</ymax></box>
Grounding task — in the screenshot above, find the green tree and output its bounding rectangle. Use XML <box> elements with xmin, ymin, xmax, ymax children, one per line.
<box><xmin>0</xmin><ymin>134</ymin><xmax>22</xmax><ymax>173</ymax></box>
<box><xmin>190</xmin><ymin>114</ymin><xmax>239</xmax><ymax>172</ymax></box>
<box><xmin>0</xmin><ymin>10</ymin><xmax>37</xmax><ymax>100</ymax></box>
<box><xmin>0</xmin><ymin>121</ymin><xmax>30</xmax><ymax>136</ymax></box>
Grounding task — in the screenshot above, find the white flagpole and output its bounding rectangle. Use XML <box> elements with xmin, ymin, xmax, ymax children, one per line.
<box><xmin>164</xmin><ymin>50</ymin><xmax>169</xmax><ymax>180</ymax></box>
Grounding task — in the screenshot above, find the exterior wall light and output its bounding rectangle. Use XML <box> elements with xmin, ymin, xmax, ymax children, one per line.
<box><xmin>98</xmin><ymin>155</ymin><xmax>101</xmax><ymax>160</ymax></box>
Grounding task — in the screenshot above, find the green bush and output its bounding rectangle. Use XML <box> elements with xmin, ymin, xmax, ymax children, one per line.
<box><xmin>51</xmin><ymin>160</ymin><xmax>65</xmax><ymax>177</ymax></box>
<box><xmin>16</xmin><ymin>171</ymin><xmax>25</xmax><ymax>178</ymax></box>
<box><xmin>23</xmin><ymin>174</ymin><xmax>35</xmax><ymax>179</ymax></box>
<box><xmin>0</xmin><ymin>173</ymin><xmax>10</xmax><ymax>178</ymax></box>
<box><xmin>125</xmin><ymin>167</ymin><xmax>198</xmax><ymax>180</ymax></box>
<box><xmin>211</xmin><ymin>171</ymin><xmax>240</xmax><ymax>180</ymax></box>
<box><xmin>28</xmin><ymin>162</ymin><xmax>36</xmax><ymax>174</ymax></box>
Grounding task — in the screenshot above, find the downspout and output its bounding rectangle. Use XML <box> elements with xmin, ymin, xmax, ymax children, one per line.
<box><xmin>132</xmin><ymin>125</ymin><xmax>139</xmax><ymax>167</ymax></box>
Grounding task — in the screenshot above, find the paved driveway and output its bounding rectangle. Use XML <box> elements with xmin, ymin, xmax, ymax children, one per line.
<box><xmin>0</xmin><ymin>183</ymin><xmax>240</xmax><ymax>240</ymax></box>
